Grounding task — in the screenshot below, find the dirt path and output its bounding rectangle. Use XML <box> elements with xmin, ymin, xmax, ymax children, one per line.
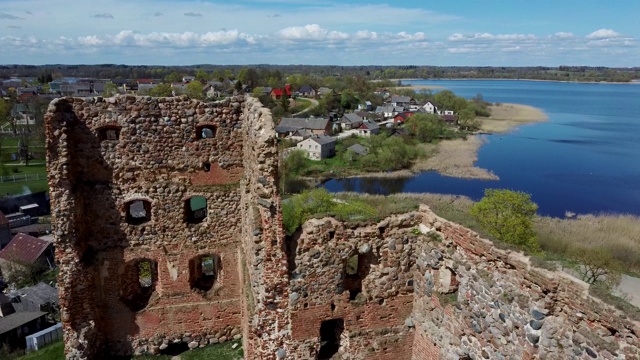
<box><xmin>291</xmin><ymin>97</ymin><xmax>319</xmax><ymax>116</ymax></box>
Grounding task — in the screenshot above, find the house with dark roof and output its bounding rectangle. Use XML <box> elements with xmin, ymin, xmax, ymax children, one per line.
<box><xmin>296</xmin><ymin>135</ymin><xmax>336</xmax><ymax>160</ymax></box>
<box><xmin>346</xmin><ymin>144</ymin><xmax>369</xmax><ymax>156</ymax></box>
<box><xmin>275</xmin><ymin>117</ymin><xmax>332</xmax><ymax>138</ymax></box>
<box><xmin>0</xmin><ymin>233</ymin><xmax>55</xmax><ymax>277</ymax></box>
<box><xmin>7</xmin><ymin>282</ymin><xmax>59</xmax><ymax>314</ymax></box>
<box><xmin>0</xmin><ymin>211</ymin><xmax>10</xmax><ymax>249</ymax></box>
<box><xmin>390</xmin><ymin>95</ymin><xmax>415</xmax><ymax>108</ymax></box>
<box><xmin>357</xmin><ymin>120</ymin><xmax>380</xmax><ymax>137</ymax></box>
<box><xmin>340</xmin><ymin>113</ymin><xmax>364</xmax><ymax>130</ymax></box>
<box><xmin>297</xmin><ymin>85</ymin><xmax>316</xmax><ymax>98</ymax></box>
<box><xmin>0</xmin><ymin>310</ymin><xmax>50</xmax><ymax>350</ymax></box>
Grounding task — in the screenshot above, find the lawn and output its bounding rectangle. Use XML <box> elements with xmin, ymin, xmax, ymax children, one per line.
<box><xmin>16</xmin><ymin>340</ymin><xmax>243</xmax><ymax>360</ymax></box>
<box><xmin>0</xmin><ymin>163</ymin><xmax>49</xmax><ymax>196</ymax></box>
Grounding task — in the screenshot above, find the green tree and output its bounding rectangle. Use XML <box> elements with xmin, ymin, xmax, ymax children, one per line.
<box><xmin>102</xmin><ymin>82</ymin><xmax>119</xmax><ymax>97</ymax></box>
<box><xmin>164</xmin><ymin>72</ymin><xmax>183</xmax><ymax>83</ymax></box>
<box><xmin>405</xmin><ymin>113</ymin><xmax>446</xmax><ymax>143</ymax></box>
<box><xmin>238</xmin><ymin>67</ymin><xmax>259</xmax><ymax>88</ymax></box>
<box><xmin>149</xmin><ymin>83</ymin><xmax>173</xmax><ymax>97</ymax></box>
<box><xmin>457</xmin><ymin>108</ymin><xmax>480</xmax><ymax>131</ymax></box>
<box><xmin>284</xmin><ymin>149</ymin><xmax>309</xmax><ymax>176</ymax></box>
<box><xmin>185</xmin><ymin>81</ymin><xmax>204</xmax><ymax>100</ymax></box>
<box><xmin>195</xmin><ymin>69</ymin><xmax>211</xmax><ymax>81</ymax></box>
<box><xmin>0</xmin><ymin>98</ymin><xmax>16</xmax><ymax>135</ymax></box>
<box><xmin>470</xmin><ymin>189</ymin><xmax>539</xmax><ymax>251</ymax></box>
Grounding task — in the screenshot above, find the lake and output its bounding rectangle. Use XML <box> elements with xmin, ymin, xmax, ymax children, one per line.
<box><xmin>323</xmin><ymin>80</ymin><xmax>640</xmax><ymax>217</ymax></box>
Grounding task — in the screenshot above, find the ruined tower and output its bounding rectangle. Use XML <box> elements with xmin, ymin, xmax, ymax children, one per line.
<box><xmin>45</xmin><ymin>95</ymin><xmax>289</xmax><ymax>359</ymax></box>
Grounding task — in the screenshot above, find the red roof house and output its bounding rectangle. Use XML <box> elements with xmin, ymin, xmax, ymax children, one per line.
<box><xmin>0</xmin><ymin>233</ymin><xmax>55</xmax><ymax>274</ymax></box>
<box><xmin>270</xmin><ymin>84</ymin><xmax>292</xmax><ymax>100</ymax></box>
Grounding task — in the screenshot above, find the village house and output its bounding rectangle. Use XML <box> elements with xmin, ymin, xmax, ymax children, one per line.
<box><xmin>340</xmin><ymin>113</ymin><xmax>364</xmax><ymax>130</ymax></box>
<box><xmin>357</xmin><ymin>101</ymin><xmax>373</xmax><ymax>111</ymax></box>
<box><xmin>296</xmin><ymin>135</ymin><xmax>336</xmax><ymax>160</ymax></box>
<box><xmin>136</xmin><ymin>79</ymin><xmax>157</xmax><ymax>94</ymax></box>
<box><xmin>357</xmin><ymin>120</ymin><xmax>380</xmax><ymax>137</ymax></box>
<box><xmin>393</xmin><ymin>112</ymin><xmax>413</xmax><ymax>125</ymax></box>
<box><xmin>0</xmin><ymin>233</ymin><xmax>55</xmax><ymax>279</ymax></box>
<box><xmin>270</xmin><ymin>85</ymin><xmax>292</xmax><ymax>100</ymax></box>
<box><xmin>375</xmin><ymin>105</ymin><xmax>398</xmax><ymax>119</ymax></box>
<box><xmin>390</xmin><ymin>95</ymin><xmax>415</xmax><ymax>108</ymax></box>
<box><xmin>297</xmin><ymin>85</ymin><xmax>316</xmax><ymax>98</ymax></box>
<box><xmin>422</xmin><ymin>101</ymin><xmax>438</xmax><ymax>114</ymax></box>
<box><xmin>275</xmin><ymin>117</ymin><xmax>332</xmax><ymax>138</ymax></box>
<box><xmin>316</xmin><ymin>87</ymin><xmax>338</xmax><ymax>98</ymax></box>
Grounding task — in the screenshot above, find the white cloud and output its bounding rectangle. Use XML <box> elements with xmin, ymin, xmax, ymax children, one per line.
<box><xmin>553</xmin><ymin>32</ymin><xmax>574</xmax><ymax>39</ymax></box>
<box><xmin>449</xmin><ymin>32</ymin><xmax>536</xmax><ymax>41</ymax></box>
<box><xmin>586</xmin><ymin>29</ymin><xmax>621</xmax><ymax>39</ymax></box>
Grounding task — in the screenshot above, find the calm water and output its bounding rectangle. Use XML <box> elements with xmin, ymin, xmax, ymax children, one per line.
<box><xmin>324</xmin><ymin>80</ymin><xmax>640</xmax><ymax>217</ymax></box>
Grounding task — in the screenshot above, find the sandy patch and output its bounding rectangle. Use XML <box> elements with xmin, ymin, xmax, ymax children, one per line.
<box><xmin>480</xmin><ymin>103</ymin><xmax>548</xmax><ymax>133</ymax></box>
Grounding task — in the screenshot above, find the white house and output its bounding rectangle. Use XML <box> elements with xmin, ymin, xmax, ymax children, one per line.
<box><xmin>421</xmin><ymin>101</ymin><xmax>438</xmax><ymax>114</ymax></box>
<box><xmin>297</xmin><ymin>135</ymin><xmax>336</xmax><ymax>160</ymax></box>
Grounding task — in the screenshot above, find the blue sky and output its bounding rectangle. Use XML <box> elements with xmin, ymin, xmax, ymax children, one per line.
<box><xmin>0</xmin><ymin>0</ymin><xmax>638</xmax><ymax>66</ymax></box>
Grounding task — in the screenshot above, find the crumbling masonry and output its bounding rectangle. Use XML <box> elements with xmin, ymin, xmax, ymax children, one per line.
<box><xmin>46</xmin><ymin>95</ymin><xmax>639</xmax><ymax>359</ymax></box>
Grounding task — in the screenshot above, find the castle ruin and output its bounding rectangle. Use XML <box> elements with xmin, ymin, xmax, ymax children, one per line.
<box><xmin>45</xmin><ymin>95</ymin><xmax>639</xmax><ymax>359</ymax></box>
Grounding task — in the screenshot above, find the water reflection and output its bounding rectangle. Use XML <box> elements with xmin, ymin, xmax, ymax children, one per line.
<box><xmin>332</xmin><ymin>177</ymin><xmax>410</xmax><ymax>195</ymax></box>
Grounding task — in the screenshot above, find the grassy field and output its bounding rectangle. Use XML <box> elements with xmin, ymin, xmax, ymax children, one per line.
<box><xmin>1</xmin><ymin>132</ymin><xmax>48</xmax><ymax>196</ymax></box>
<box><xmin>15</xmin><ymin>340</ymin><xmax>243</xmax><ymax>360</ymax></box>
<box><xmin>0</xmin><ymin>163</ymin><xmax>49</xmax><ymax>196</ymax></box>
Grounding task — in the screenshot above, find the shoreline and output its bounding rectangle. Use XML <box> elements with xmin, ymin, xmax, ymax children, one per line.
<box><xmin>325</xmin><ymin>103</ymin><xmax>548</xmax><ymax>181</ymax></box>
<box><xmin>393</xmin><ymin>77</ymin><xmax>640</xmax><ymax>85</ymax></box>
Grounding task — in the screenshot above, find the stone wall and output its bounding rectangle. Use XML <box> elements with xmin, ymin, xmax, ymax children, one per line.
<box><xmin>412</xmin><ymin>206</ymin><xmax>640</xmax><ymax>359</ymax></box>
<box><xmin>284</xmin><ymin>208</ymin><xmax>639</xmax><ymax>359</ymax></box>
<box><xmin>47</xmin><ymin>95</ymin><xmax>639</xmax><ymax>359</ymax></box>
<box><xmin>46</xmin><ymin>95</ymin><xmax>279</xmax><ymax>359</ymax></box>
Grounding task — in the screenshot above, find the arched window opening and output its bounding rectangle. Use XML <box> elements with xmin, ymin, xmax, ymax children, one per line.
<box><xmin>120</xmin><ymin>259</ymin><xmax>158</xmax><ymax>312</ymax></box>
<box><xmin>190</xmin><ymin>254</ymin><xmax>219</xmax><ymax>292</ymax></box>
<box><xmin>185</xmin><ymin>196</ymin><xmax>207</xmax><ymax>224</ymax></box>
<box><xmin>125</xmin><ymin>200</ymin><xmax>151</xmax><ymax>225</ymax></box>
<box><xmin>196</xmin><ymin>125</ymin><xmax>216</xmax><ymax>140</ymax></box>
<box><xmin>97</xmin><ymin>125</ymin><xmax>121</xmax><ymax>142</ymax></box>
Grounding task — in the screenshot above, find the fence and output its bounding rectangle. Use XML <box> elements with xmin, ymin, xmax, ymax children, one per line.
<box><xmin>0</xmin><ymin>173</ymin><xmax>45</xmax><ymax>184</ymax></box>
<box><xmin>25</xmin><ymin>323</ymin><xmax>63</xmax><ymax>353</ymax></box>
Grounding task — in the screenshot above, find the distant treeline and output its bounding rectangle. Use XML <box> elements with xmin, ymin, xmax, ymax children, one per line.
<box><xmin>1</xmin><ymin>64</ymin><xmax>638</xmax><ymax>83</ymax></box>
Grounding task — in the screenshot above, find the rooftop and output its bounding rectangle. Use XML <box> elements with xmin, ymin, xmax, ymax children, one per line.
<box><xmin>0</xmin><ymin>233</ymin><xmax>52</xmax><ymax>264</ymax></box>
